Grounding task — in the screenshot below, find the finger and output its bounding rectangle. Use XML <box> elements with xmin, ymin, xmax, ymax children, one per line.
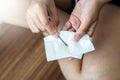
<box><xmin>45</xmin><ymin>22</ymin><xmax>58</xmax><ymax>38</ymax></box>
<box><xmin>62</xmin><ymin>21</ymin><xmax>72</xmax><ymax>30</ymax></box>
<box><xmin>26</xmin><ymin>15</ymin><xmax>34</xmax><ymax>32</ymax></box>
<box><xmin>27</xmin><ymin>13</ymin><xmax>40</xmax><ymax>33</ymax></box>
<box><xmin>31</xmin><ymin>11</ymin><xmax>45</xmax><ymax>31</ymax></box>
<box><xmin>74</xmin><ymin>19</ymin><xmax>92</xmax><ymax>41</ymax></box>
<box><xmin>87</xmin><ymin>21</ymin><xmax>97</xmax><ymax>37</ymax></box>
<box><xmin>69</xmin><ymin>14</ymin><xmax>80</xmax><ymax>31</ymax></box>
<box><xmin>27</xmin><ymin>21</ymin><xmax>35</xmax><ymax>33</ymax></box>
<box><xmin>29</xmin><ymin>19</ymin><xmax>40</xmax><ymax>33</ymax></box>
<box><xmin>49</xmin><ymin>0</ymin><xmax>59</xmax><ymax>26</ymax></box>
<box><xmin>68</xmin><ymin>28</ymin><xmax>75</xmax><ymax>32</ymax></box>
<box><xmin>26</xmin><ymin>14</ymin><xmax>39</xmax><ymax>33</ymax></box>
<box><xmin>36</xmin><ymin>5</ymin><xmax>58</xmax><ymax>36</ymax></box>
<box><xmin>47</xmin><ymin>8</ymin><xmax>59</xmax><ymax>37</ymax></box>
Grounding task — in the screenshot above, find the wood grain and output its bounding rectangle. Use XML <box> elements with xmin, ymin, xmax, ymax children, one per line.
<box><xmin>0</xmin><ymin>23</ymin><xmax>65</xmax><ymax>80</ymax></box>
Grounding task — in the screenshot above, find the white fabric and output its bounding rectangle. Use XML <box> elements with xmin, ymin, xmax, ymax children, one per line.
<box><xmin>44</xmin><ymin>31</ymin><xmax>95</xmax><ymax>61</ymax></box>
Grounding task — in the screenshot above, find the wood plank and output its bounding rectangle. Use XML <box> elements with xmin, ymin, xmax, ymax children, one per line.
<box><xmin>0</xmin><ymin>23</ymin><xmax>65</xmax><ymax>80</ymax></box>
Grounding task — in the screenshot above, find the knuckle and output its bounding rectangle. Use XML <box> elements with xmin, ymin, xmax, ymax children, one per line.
<box><xmin>41</xmin><ymin>27</ymin><xmax>46</xmax><ymax>32</ymax></box>
<box><xmin>42</xmin><ymin>22</ymin><xmax>50</xmax><ymax>27</ymax></box>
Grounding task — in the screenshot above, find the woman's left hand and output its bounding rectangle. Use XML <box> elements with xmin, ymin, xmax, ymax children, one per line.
<box><xmin>63</xmin><ymin>0</ymin><xmax>111</xmax><ymax>41</ymax></box>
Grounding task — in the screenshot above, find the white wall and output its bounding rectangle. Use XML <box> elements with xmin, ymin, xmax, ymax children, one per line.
<box><xmin>0</xmin><ymin>0</ymin><xmax>32</xmax><ymax>28</ymax></box>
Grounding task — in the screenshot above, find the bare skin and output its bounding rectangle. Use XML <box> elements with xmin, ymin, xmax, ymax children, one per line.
<box><xmin>63</xmin><ymin>0</ymin><xmax>111</xmax><ymax>41</ymax></box>
<box><xmin>26</xmin><ymin>0</ymin><xmax>111</xmax><ymax>41</ymax></box>
<box><xmin>58</xmin><ymin>4</ymin><xmax>120</xmax><ymax>80</ymax></box>
<box><xmin>26</xmin><ymin>0</ymin><xmax>58</xmax><ymax>37</ymax></box>
<box><xmin>0</xmin><ymin>0</ymin><xmax>120</xmax><ymax>80</ymax></box>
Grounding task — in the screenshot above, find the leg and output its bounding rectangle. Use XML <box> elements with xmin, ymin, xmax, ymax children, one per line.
<box><xmin>42</xmin><ymin>7</ymin><xmax>83</xmax><ymax>80</ymax></box>
<box><xmin>58</xmin><ymin>59</ymin><xmax>82</xmax><ymax>80</ymax></box>
<box><xmin>1</xmin><ymin>0</ymin><xmax>120</xmax><ymax>80</ymax></box>
<box><xmin>58</xmin><ymin>4</ymin><xmax>120</xmax><ymax>80</ymax></box>
<box><xmin>0</xmin><ymin>1</ymin><xmax>82</xmax><ymax>79</ymax></box>
<box><xmin>81</xmin><ymin>4</ymin><xmax>120</xmax><ymax>80</ymax></box>
<box><xmin>0</xmin><ymin>0</ymin><xmax>82</xmax><ymax>78</ymax></box>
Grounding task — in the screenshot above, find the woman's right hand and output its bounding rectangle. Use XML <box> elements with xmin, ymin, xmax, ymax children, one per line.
<box><xmin>26</xmin><ymin>0</ymin><xmax>59</xmax><ymax>37</ymax></box>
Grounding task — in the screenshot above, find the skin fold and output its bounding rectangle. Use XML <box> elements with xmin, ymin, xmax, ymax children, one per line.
<box><xmin>0</xmin><ymin>0</ymin><xmax>120</xmax><ymax>80</ymax></box>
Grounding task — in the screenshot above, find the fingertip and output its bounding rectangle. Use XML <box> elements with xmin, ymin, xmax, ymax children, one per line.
<box><xmin>54</xmin><ymin>27</ymin><xmax>59</xmax><ymax>37</ymax></box>
<box><xmin>35</xmin><ymin>30</ymin><xmax>41</xmax><ymax>33</ymax></box>
<box><xmin>74</xmin><ymin>34</ymin><xmax>80</xmax><ymax>42</ymax></box>
<box><xmin>53</xmin><ymin>32</ymin><xmax>59</xmax><ymax>38</ymax></box>
<box><xmin>31</xmin><ymin>29</ymin><xmax>40</xmax><ymax>33</ymax></box>
<box><xmin>74</xmin><ymin>33</ymin><xmax>84</xmax><ymax>42</ymax></box>
<box><xmin>68</xmin><ymin>57</ymin><xmax>73</xmax><ymax>61</ymax></box>
<box><xmin>50</xmin><ymin>29</ymin><xmax>59</xmax><ymax>38</ymax></box>
<box><xmin>62</xmin><ymin>21</ymin><xmax>72</xmax><ymax>30</ymax></box>
<box><xmin>62</xmin><ymin>26</ymin><xmax>67</xmax><ymax>30</ymax></box>
<box><xmin>31</xmin><ymin>30</ymin><xmax>35</xmax><ymax>33</ymax></box>
<box><xmin>87</xmin><ymin>31</ymin><xmax>92</xmax><ymax>37</ymax></box>
<box><xmin>29</xmin><ymin>25</ymin><xmax>35</xmax><ymax>33</ymax></box>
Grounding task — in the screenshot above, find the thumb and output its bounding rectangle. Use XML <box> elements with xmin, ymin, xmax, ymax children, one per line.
<box><xmin>37</xmin><ymin>4</ymin><xmax>58</xmax><ymax>37</ymax></box>
<box><xmin>74</xmin><ymin>18</ymin><xmax>92</xmax><ymax>41</ymax></box>
<box><xmin>49</xmin><ymin>1</ymin><xmax>59</xmax><ymax>26</ymax></box>
<box><xmin>48</xmin><ymin>1</ymin><xmax>59</xmax><ymax>37</ymax></box>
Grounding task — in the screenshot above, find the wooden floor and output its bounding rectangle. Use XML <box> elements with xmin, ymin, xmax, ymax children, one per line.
<box><xmin>0</xmin><ymin>23</ymin><xmax>65</xmax><ymax>80</ymax></box>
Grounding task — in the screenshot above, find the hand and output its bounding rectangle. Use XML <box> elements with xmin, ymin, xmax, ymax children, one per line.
<box><xmin>26</xmin><ymin>0</ymin><xmax>59</xmax><ymax>37</ymax></box>
<box><xmin>63</xmin><ymin>0</ymin><xmax>111</xmax><ymax>41</ymax></box>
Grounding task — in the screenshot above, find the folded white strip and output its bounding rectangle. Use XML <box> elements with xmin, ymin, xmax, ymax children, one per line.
<box><xmin>44</xmin><ymin>31</ymin><xmax>95</xmax><ymax>61</ymax></box>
